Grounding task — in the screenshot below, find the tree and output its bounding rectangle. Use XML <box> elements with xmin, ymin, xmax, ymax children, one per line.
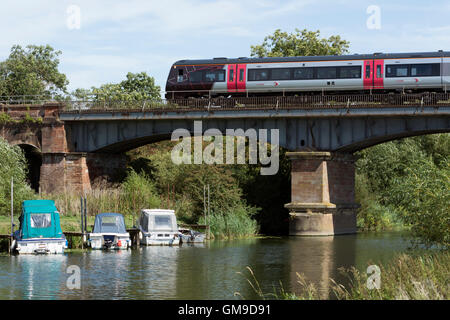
<box><xmin>74</xmin><ymin>72</ymin><xmax>161</xmax><ymax>102</ymax></box>
<box><xmin>0</xmin><ymin>45</ymin><xmax>68</xmax><ymax>100</ymax></box>
<box><xmin>0</xmin><ymin>138</ymin><xmax>36</xmax><ymax>216</ymax></box>
<box><xmin>250</xmin><ymin>28</ymin><xmax>350</xmax><ymax>58</ymax></box>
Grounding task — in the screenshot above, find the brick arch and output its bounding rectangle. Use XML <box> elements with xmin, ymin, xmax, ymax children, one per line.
<box><xmin>16</xmin><ymin>143</ymin><xmax>42</xmax><ymax>192</ymax></box>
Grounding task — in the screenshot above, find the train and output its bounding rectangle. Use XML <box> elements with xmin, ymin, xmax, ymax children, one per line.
<box><xmin>165</xmin><ymin>51</ymin><xmax>450</xmax><ymax>99</ymax></box>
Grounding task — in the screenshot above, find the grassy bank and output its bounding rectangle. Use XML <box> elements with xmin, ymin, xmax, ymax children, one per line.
<box><xmin>239</xmin><ymin>251</ymin><xmax>449</xmax><ymax>300</ymax></box>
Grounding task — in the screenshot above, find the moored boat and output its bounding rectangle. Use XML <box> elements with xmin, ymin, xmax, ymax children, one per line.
<box><xmin>178</xmin><ymin>228</ymin><xmax>206</xmax><ymax>244</ymax></box>
<box><xmin>88</xmin><ymin>213</ymin><xmax>131</xmax><ymax>250</ymax></box>
<box><xmin>12</xmin><ymin>200</ymin><xmax>67</xmax><ymax>254</ymax></box>
<box><xmin>138</xmin><ymin>209</ymin><xmax>180</xmax><ymax>246</ymax></box>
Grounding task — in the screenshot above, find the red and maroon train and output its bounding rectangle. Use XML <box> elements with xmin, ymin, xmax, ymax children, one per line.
<box><xmin>165</xmin><ymin>51</ymin><xmax>450</xmax><ymax>99</ymax></box>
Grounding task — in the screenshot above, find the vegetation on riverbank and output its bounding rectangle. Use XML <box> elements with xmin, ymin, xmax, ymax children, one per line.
<box><xmin>238</xmin><ymin>251</ymin><xmax>449</xmax><ymax>300</ymax></box>
<box><xmin>355</xmin><ymin>134</ymin><xmax>449</xmax><ymax>248</ymax></box>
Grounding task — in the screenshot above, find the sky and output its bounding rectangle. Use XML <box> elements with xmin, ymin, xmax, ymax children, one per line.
<box><xmin>1</xmin><ymin>0</ymin><xmax>449</xmax><ymax>95</ymax></box>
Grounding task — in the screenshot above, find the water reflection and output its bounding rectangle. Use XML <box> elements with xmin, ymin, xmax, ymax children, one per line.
<box><xmin>0</xmin><ymin>232</ymin><xmax>412</xmax><ymax>300</ymax></box>
<box><xmin>1</xmin><ymin>255</ymin><xmax>68</xmax><ymax>299</ymax></box>
<box><xmin>287</xmin><ymin>235</ymin><xmax>356</xmax><ymax>299</ymax></box>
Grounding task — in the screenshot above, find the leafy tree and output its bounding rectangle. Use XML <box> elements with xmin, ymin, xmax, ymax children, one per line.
<box><xmin>0</xmin><ymin>45</ymin><xmax>68</xmax><ymax>100</ymax></box>
<box><xmin>390</xmin><ymin>157</ymin><xmax>449</xmax><ymax>249</ymax></box>
<box><xmin>355</xmin><ymin>134</ymin><xmax>450</xmax><ymax>246</ymax></box>
<box><xmin>73</xmin><ymin>72</ymin><xmax>161</xmax><ymax>102</ymax></box>
<box><xmin>0</xmin><ymin>138</ymin><xmax>36</xmax><ymax>217</ymax></box>
<box><xmin>250</xmin><ymin>28</ymin><xmax>350</xmax><ymax>57</ymax></box>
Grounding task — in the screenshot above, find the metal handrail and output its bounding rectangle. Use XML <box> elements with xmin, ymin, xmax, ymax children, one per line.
<box><xmin>1</xmin><ymin>93</ymin><xmax>449</xmax><ymax>112</ymax></box>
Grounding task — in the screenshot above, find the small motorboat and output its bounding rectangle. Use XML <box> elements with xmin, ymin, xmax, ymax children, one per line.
<box><xmin>178</xmin><ymin>228</ymin><xmax>206</xmax><ymax>244</ymax></box>
<box><xmin>89</xmin><ymin>213</ymin><xmax>131</xmax><ymax>250</ymax></box>
<box><xmin>12</xmin><ymin>200</ymin><xmax>67</xmax><ymax>254</ymax></box>
<box><xmin>138</xmin><ymin>209</ymin><xmax>180</xmax><ymax>245</ymax></box>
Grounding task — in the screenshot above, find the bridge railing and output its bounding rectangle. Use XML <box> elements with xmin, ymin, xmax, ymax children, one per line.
<box><xmin>2</xmin><ymin>93</ymin><xmax>450</xmax><ymax>112</ymax></box>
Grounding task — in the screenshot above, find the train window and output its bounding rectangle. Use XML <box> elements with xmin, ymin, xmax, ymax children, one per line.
<box><xmin>339</xmin><ymin>66</ymin><xmax>361</xmax><ymax>79</ymax></box>
<box><xmin>386</xmin><ymin>65</ymin><xmax>409</xmax><ymax>77</ymax></box>
<box><xmin>177</xmin><ymin>69</ymin><xmax>184</xmax><ymax>82</ymax></box>
<box><xmin>239</xmin><ymin>69</ymin><xmax>244</xmax><ymax>81</ymax></box>
<box><xmin>271</xmin><ymin>68</ymin><xmax>291</xmax><ymax>80</ymax></box>
<box><xmin>365</xmin><ymin>65</ymin><xmax>371</xmax><ymax>79</ymax></box>
<box><xmin>316</xmin><ymin>67</ymin><xmax>337</xmax><ymax>79</ymax></box>
<box><xmin>248</xmin><ymin>69</ymin><xmax>269</xmax><ymax>81</ymax></box>
<box><xmin>189</xmin><ymin>70</ymin><xmax>203</xmax><ymax>83</ymax></box>
<box><xmin>376</xmin><ymin>65</ymin><xmax>382</xmax><ymax>78</ymax></box>
<box><xmin>410</xmin><ymin>63</ymin><xmax>440</xmax><ymax>77</ymax></box>
<box><xmin>229</xmin><ymin>69</ymin><xmax>234</xmax><ymax>82</ymax></box>
<box><xmin>204</xmin><ymin>70</ymin><xmax>225</xmax><ymax>82</ymax></box>
<box><xmin>293</xmin><ymin>68</ymin><xmax>314</xmax><ymax>80</ymax></box>
<box><xmin>217</xmin><ymin>70</ymin><xmax>225</xmax><ymax>82</ymax></box>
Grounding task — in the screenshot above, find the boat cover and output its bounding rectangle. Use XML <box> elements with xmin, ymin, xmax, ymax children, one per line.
<box><xmin>19</xmin><ymin>200</ymin><xmax>64</xmax><ymax>239</ymax></box>
<box><xmin>92</xmin><ymin>213</ymin><xmax>127</xmax><ymax>234</ymax></box>
<box><xmin>139</xmin><ymin>209</ymin><xmax>178</xmax><ymax>232</ymax></box>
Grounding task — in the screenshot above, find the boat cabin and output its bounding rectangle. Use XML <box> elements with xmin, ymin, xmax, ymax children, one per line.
<box><xmin>138</xmin><ymin>209</ymin><xmax>180</xmax><ymax>245</ymax></box>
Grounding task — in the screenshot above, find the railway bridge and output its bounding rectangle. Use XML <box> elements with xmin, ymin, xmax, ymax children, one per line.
<box><xmin>1</xmin><ymin>94</ymin><xmax>449</xmax><ymax>236</ymax></box>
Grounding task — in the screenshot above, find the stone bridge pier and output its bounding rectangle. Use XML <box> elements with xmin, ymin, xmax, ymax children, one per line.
<box><xmin>284</xmin><ymin>152</ymin><xmax>358</xmax><ymax>236</ymax></box>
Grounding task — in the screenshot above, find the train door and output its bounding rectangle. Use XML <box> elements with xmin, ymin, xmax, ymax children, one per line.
<box><xmin>227</xmin><ymin>64</ymin><xmax>237</xmax><ymax>93</ymax></box>
<box><xmin>363</xmin><ymin>60</ymin><xmax>373</xmax><ymax>90</ymax></box>
<box><xmin>373</xmin><ymin>60</ymin><xmax>384</xmax><ymax>89</ymax></box>
<box><xmin>236</xmin><ymin>64</ymin><xmax>247</xmax><ymax>93</ymax></box>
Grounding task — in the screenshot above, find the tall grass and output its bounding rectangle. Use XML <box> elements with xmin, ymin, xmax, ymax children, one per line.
<box><xmin>42</xmin><ymin>170</ymin><xmax>161</xmax><ymax>229</ymax></box>
<box><xmin>199</xmin><ymin>205</ymin><xmax>259</xmax><ymax>240</ymax></box>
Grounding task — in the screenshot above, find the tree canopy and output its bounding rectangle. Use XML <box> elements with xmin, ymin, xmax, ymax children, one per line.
<box><xmin>0</xmin><ymin>45</ymin><xmax>68</xmax><ymax>100</ymax></box>
<box><xmin>72</xmin><ymin>71</ymin><xmax>161</xmax><ymax>102</ymax></box>
<box><xmin>250</xmin><ymin>28</ymin><xmax>350</xmax><ymax>57</ymax></box>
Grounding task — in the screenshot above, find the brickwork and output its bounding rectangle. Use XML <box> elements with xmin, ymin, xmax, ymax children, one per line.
<box><xmin>1</xmin><ymin>103</ymin><xmax>127</xmax><ymax>194</ymax></box>
<box><xmin>285</xmin><ymin>151</ymin><xmax>358</xmax><ymax>235</ymax></box>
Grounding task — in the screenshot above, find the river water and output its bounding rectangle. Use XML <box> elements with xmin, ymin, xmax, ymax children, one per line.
<box><xmin>0</xmin><ymin>231</ymin><xmax>413</xmax><ymax>300</ymax></box>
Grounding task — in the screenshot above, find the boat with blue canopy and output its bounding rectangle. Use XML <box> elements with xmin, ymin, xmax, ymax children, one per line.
<box><xmin>12</xmin><ymin>200</ymin><xmax>67</xmax><ymax>254</ymax></box>
<box><xmin>88</xmin><ymin>212</ymin><xmax>131</xmax><ymax>250</ymax></box>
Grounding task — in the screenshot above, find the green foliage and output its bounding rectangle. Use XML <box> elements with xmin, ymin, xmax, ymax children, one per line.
<box><xmin>128</xmin><ymin>141</ymin><xmax>259</xmax><ymax>238</ymax></box>
<box><xmin>250</xmin><ymin>28</ymin><xmax>350</xmax><ymax>58</ymax></box>
<box><xmin>355</xmin><ymin>172</ymin><xmax>398</xmax><ymax>231</ymax></box>
<box><xmin>355</xmin><ymin>134</ymin><xmax>450</xmax><ymax>246</ymax></box>
<box><xmin>72</xmin><ymin>72</ymin><xmax>161</xmax><ymax>103</ymax></box>
<box><xmin>0</xmin><ymin>45</ymin><xmax>68</xmax><ymax>99</ymax></box>
<box><xmin>120</xmin><ymin>169</ymin><xmax>161</xmax><ymax>216</ymax></box>
<box><xmin>390</xmin><ymin>158</ymin><xmax>449</xmax><ymax>249</ymax></box>
<box><xmin>0</xmin><ymin>138</ymin><xmax>36</xmax><ymax>217</ymax></box>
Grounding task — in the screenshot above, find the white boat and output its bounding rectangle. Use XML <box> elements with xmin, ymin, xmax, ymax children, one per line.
<box><xmin>89</xmin><ymin>213</ymin><xmax>131</xmax><ymax>250</ymax></box>
<box><xmin>138</xmin><ymin>209</ymin><xmax>180</xmax><ymax>246</ymax></box>
<box><xmin>179</xmin><ymin>228</ymin><xmax>206</xmax><ymax>244</ymax></box>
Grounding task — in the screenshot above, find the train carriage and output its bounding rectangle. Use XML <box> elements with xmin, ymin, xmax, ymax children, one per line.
<box><xmin>165</xmin><ymin>51</ymin><xmax>450</xmax><ymax>99</ymax></box>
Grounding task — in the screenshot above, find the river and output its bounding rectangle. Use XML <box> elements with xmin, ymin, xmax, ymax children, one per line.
<box><xmin>0</xmin><ymin>231</ymin><xmax>413</xmax><ymax>299</ymax></box>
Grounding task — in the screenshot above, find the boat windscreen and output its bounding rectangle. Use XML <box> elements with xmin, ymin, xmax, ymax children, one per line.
<box><xmin>30</xmin><ymin>213</ymin><xmax>52</xmax><ymax>228</ymax></box>
<box><xmin>154</xmin><ymin>215</ymin><xmax>172</xmax><ymax>230</ymax></box>
<box><xmin>93</xmin><ymin>214</ymin><xmax>127</xmax><ymax>233</ymax></box>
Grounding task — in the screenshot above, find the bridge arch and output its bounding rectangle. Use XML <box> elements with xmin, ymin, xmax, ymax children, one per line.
<box><xmin>16</xmin><ymin>143</ymin><xmax>42</xmax><ymax>192</ymax></box>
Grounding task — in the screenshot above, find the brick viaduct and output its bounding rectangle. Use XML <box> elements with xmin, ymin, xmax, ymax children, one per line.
<box><xmin>1</xmin><ymin>101</ymin><xmax>449</xmax><ymax>236</ymax></box>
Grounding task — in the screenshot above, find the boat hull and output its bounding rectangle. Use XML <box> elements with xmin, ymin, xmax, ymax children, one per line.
<box><xmin>141</xmin><ymin>232</ymin><xmax>180</xmax><ymax>246</ymax></box>
<box><xmin>89</xmin><ymin>233</ymin><xmax>131</xmax><ymax>250</ymax></box>
<box><xmin>14</xmin><ymin>238</ymin><xmax>67</xmax><ymax>254</ymax></box>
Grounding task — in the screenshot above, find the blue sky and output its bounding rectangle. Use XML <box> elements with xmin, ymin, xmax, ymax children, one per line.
<box><xmin>1</xmin><ymin>0</ymin><xmax>449</xmax><ymax>95</ymax></box>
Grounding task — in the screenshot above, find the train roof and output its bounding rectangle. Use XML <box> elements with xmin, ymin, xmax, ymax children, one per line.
<box><xmin>173</xmin><ymin>51</ymin><xmax>450</xmax><ymax>66</ymax></box>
